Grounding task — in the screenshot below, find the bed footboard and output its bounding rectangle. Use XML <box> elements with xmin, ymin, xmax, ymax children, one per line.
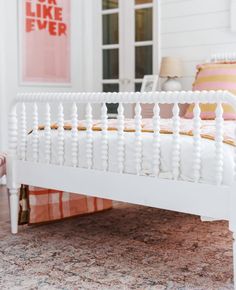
<box><xmin>6</xmin><ymin>90</ymin><xmax>236</xmax><ymax>287</ymax></box>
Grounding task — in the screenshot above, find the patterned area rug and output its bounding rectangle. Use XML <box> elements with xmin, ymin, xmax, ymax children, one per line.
<box><xmin>0</xmin><ymin>203</ymin><xmax>233</xmax><ymax>290</ymax></box>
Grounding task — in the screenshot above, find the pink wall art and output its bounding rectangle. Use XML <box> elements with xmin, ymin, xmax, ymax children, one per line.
<box><xmin>21</xmin><ymin>0</ymin><xmax>71</xmax><ymax>84</ymax></box>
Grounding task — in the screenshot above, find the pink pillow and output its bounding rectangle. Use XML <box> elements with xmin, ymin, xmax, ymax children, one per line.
<box><xmin>184</xmin><ymin>62</ymin><xmax>236</xmax><ymax>120</ymax></box>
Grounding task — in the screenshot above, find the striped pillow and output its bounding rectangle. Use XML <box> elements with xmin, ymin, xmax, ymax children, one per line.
<box><xmin>184</xmin><ymin>63</ymin><xmax>236</xmax><ymax>120</ymax></box>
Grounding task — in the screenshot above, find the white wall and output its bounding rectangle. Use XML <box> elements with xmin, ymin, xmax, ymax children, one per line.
<box><xmin>161</xmin><ymin>0</ymin><xmax>236</xmax><ymax>89</ymax></box>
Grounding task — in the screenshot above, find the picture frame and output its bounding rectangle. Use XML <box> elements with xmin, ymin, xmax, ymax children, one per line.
<box><xmin>18</xmin><ymin>0</ymin><xmax>71</xmax><ymax>87</ymax></box>
<box><xmin>140</xmin><ymin>75</ymin><xmax>159</xmax><ymax>93</ymax></box>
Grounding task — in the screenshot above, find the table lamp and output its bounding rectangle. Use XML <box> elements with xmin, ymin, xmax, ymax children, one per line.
<box><xmin>160</xmin><ymin>57</ymin><xmax>183</xmax><ymax>91</ymax></box>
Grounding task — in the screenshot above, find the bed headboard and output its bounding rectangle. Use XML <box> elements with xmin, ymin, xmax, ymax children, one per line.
<box><xmin>210</xmin><ymin>52</ymin><xmax>236</xmax><ymax>63</ymax></box>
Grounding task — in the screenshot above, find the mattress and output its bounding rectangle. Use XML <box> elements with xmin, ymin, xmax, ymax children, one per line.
<box><xmin>24</xmin><ymin>118</ymin><xmax>235</xmax><ymax>186</ymax></box>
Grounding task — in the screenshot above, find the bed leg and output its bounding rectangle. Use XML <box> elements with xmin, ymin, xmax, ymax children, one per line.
<box><xmin>8</xmin><ymin>188</ymin><xmax>19</xmax><ymax>234</ymax></box>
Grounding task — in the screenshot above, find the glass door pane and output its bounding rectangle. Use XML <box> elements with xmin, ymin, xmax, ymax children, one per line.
<box><xmin>103</xmin><ymin>0</ymin><xmax>119</xmax><ymax>10</ymax></box>
<box><xmin>103</xmin><ymin>49</ymin><xmax>119</xmax><ymax>79</ymax></box>
<box><xmin>102</xmin><ymin>0</ymin><xmax>120</xmax><ymax>115</ymax></box>
<box><xmin>103</xmin><ymin>84</ymin><xmax>119</xmax><ymax>115</ymax></box>
<box><xmin>103</xmin><ymin>13</ymin><xmax>119</xmax><ymax>44</ymax></box>
<box><xmin>135</xmin><ymin>46</ymin><xmax>153</xmax><ymax>78</ymax></box>
<box><xmin>135</xmin><ymin>83</ymin><xmax>142</xmax><ymax>92</ymax></box>
<box><xmin>134</xmin><ymin>0</ymin><xmax>153</xmax><ymax>92</ymax></box>
<box><xmin>135</xmin><ymin>8</ymin><xmax>152</xmax><ymax>41</ymax></box>
<box><xmin>135</xmin><ymin>0</ymin><xmax>152</xmax><ymax>4</ymax></box>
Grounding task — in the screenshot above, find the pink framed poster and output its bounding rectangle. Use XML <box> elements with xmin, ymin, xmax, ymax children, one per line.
<box><xmin>20</xmin><ymin>0</ymin><xmax>71</xmax><ymax>85</ymax></box>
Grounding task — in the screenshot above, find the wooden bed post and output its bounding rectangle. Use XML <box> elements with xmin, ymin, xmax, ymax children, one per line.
<box><xmin>7</xmin><ymin>104</ymin><xmax>20</xmax><ymax>234</ymax></box>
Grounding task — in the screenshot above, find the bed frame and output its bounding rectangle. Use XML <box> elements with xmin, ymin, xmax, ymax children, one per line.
<box><xmin>6</xmin><ymin>53</ymin><xmax>236</xmax><ymax>288</ymax></box>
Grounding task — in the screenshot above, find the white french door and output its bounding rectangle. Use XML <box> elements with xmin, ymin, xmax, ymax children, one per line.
<box><xmin>94</xmin><ymin>0</ymin><xmax>160</xmax><ymax>114</ymax></box>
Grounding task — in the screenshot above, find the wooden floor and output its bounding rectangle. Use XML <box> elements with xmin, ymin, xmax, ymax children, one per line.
<box><xmin>0</xmin><ymin>185</ymin><xmax>9</xmax><ymax>222</ymax></box>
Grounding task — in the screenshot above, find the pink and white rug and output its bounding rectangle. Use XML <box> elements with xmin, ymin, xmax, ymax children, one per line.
<box><xmin>0</xmin><ymin>203</ymin><xmax>233</xmax><ymax>289</ymax></box>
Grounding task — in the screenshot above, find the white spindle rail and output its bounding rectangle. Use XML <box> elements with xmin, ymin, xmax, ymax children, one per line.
<box><xmin>57</xmin><ymin>103</ymin><xmax>65</xmax><ymax>166</ymax></box>
<box><xmin>101</xmin><ymin>103</ymin><xmax>108</xmax><ymax>171</ymax></box>
<box><xmin>44</xmin><ymin>103</ymin><xmax>51</xmax><ymax>164</ymax></box>
<box><xmin>86</xmin><ymin>103</ymin><xmax>93</xmax><ymax>169</ymax></box>
<box><xmin>32</xmin><ymin>103</ymin><xmax>39</xmax><ymax>163</ymax></box>
<box><xmin>117</xmin><ymin>103</ymin><xmax>125</xmax><ymax>173</ymax></box>
<box><xmin>192</xmin><ymin>102</ymin><xmax>201</xmax><ymax>182</ymax></box>
<box><xmin>215</xmin><ymin>102</ymin><xmax>224</xmax><ymax>185</ymax></box>
<box><xmin>135</xmin><ymin>102</ymin><xmax>142</xmax><ymax>175</ymax></box>
<box><xmin>152</xmin><ymin>103</ymin><xmax>161</xmax><ymax>176</ymax></box>
<box><xmin>9</xmin><ymin>90</ymin><xmax>236</xmax><ymax>185</ymax></box>
<box><xmin>20</xmin><ymin>103</ymin><xmax>27</xmax><ymax>161</ymax></box>
<box><xmin>71</xmin><ymin>103</ymin><xmax>78</xmax><ymax>168</ymax></box>
<box><xmin>172</xmin><ymin>102</ymin><xmax>180</xmax><ymax>180</ymax></box>
<box><xmin>15</xmin><ymin>90</ymin><xmax>235</xmax><ymax>105</ymax></box>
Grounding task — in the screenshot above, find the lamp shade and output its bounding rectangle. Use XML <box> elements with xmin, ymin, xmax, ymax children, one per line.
<box><xmin>160</xmin><ymin>57</ymin><xmax>183</xmax><ymax>78</ymax></box>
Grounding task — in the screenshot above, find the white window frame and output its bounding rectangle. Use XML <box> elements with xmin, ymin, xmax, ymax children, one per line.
<box><xmin>91</xmin><ymin>0</ymin><xmax>161</xmax><ymax>93</ymax></box>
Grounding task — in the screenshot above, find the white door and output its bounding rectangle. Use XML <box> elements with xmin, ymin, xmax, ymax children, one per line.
<box><xmin>96</xmin><ymin>0</ymin><xmax>160</xmax><ymax>115</ymax></box>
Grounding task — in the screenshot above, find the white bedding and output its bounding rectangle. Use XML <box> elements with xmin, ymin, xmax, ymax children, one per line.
<box><xmin>25</xmin><ymin>128</ymin><xmax>235</xmax><ymax>186</ymax></box>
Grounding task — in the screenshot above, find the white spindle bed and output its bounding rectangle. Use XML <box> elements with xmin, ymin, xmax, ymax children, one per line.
<box><xmin>6</xmin><ymin>53</ymin><xmax>236</xmax><ymax>288</ymax></box>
